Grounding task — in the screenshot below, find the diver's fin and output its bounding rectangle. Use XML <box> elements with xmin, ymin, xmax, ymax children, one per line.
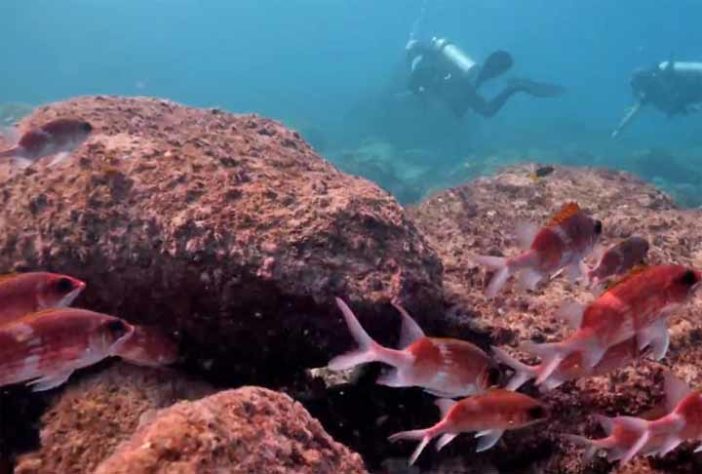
<box><xmin>509</xmin><ymin>78</ymin><xmax>565</xmax><ymax>98</ymax></box>
<box><xmin>476</xmin><ymin>50</ymin><xmax>513</xmax><ymax>88</ymax></box>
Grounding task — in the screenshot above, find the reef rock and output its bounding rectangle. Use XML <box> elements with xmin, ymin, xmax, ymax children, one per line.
<box><xmin>409</xmin><ymin>164</ymin><xmax>702</xmax><ymax>473</ymax></box>
<box><xmin>0</xmin><ymin>96</ymin><xmax>443</xmax><ymax>383</ymax></box>
<box><xmin>94</xmin><ymin>386</ymin><xmax>366</xmax><ymax>474</ymax></box>
<box><xmin>14</xmin><ymin>363</ymin><xmax>213</xmax><ymax>474</ymax></box>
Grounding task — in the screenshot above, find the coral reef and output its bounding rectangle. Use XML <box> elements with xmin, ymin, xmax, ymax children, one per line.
<box><xmin>0</xmin><ymin>96</ymin><xmax>443</xmax><ymax>386</ymax></box>
<box><xmin>14</xmin><ymin>363</ymin><xmax>212</xmax><ymax>473</ymax></box>
<box><xmin>409</xmin><ymin>164</ymin><xmax>702</xmax><ymax>472</ymax></box>
<box><xmin>94</xmin><ymin>386</ymin><xmax>366</xmax><ymax>474</ymax></box>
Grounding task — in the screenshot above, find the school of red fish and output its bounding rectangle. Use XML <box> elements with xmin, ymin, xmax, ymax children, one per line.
<box><xmin>329</xmin><ymin>201</ymin><xmax>702</xmax><ymax>467</ymax></box>
<box><xmin>3</xmin><ymin>117</ymin><xmax>701</xmax><ymax>468</ymax></box>
<box><xmin>0</xmin><ymin>272</ymin><xmax>177</xmax><ymax>392</ymax></box>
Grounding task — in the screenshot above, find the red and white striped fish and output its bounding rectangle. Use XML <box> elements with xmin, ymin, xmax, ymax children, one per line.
<box><xmin>492</xmin><ymin>337</ymin><xmax>641</xmax><ymax>391</ymax></box>
<box><xmin>0</xmin><ymin>308</ymin><xmax>134</xmax><ymax>391</ymax></box>
<box><xmin>567</xmin><ymin>373</ymin><xmax>700</xmax><ymax>464</ymax></box>
<box><xmin>389</xmin><ymin>389</ymin><xmax>547</xmax><ymax>465</ymax></box>
<box><xmin>474</xmin><ymin>202</ymin><xmax>602</xmax><ymax>298</ymax></box>
<box><xmin>522</xmin><ymin>265</ymin><xmax>700</xmax><ymax>384</ymax></box>
<box><xmin>0</xmin><ymin>272</ymin><xmax>85</xmax><ymax>325</ymax></box>
<box><xmin>587</xmin><ymin>236</ymin><xmax>649</xmax><ymax>287</ymax></box>
<box><xmin>114</xmin><ymin>325</ymin><xmax>178</xmax><ymax>367</ymax></box>
<box><xmin>328</xmin><ymin>298</ymin><xmax>500</xmax><ymax>398</ymax></box>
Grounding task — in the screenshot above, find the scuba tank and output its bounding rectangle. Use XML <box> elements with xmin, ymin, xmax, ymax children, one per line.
<box><xmin>429</xmin><ymin>37</ymin><xmax>478</xmax><ymax>79</ymax></box>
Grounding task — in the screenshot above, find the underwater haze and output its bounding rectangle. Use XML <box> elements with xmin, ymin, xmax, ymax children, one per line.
<box><xmin>3</xmin><ymin>0</ymin><xmax>702</xmax><ymax>203</ymax></box>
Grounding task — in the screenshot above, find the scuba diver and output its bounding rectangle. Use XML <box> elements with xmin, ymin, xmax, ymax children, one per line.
<box><xmin>404</xmin><ymin>37</ymin><xmax>565</xmax><ymax>118</ymax></box>
<box><xmin>612</xmin><ymin>60</ymin><xmax>702</xmax><ymax>138</ymax></box>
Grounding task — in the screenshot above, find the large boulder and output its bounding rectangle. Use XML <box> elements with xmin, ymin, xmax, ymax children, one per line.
<box><xmin>14</xmin><ymin>363</ymin><xmax>213</xmax><ymax>474</ymax></box>
<box><xmin>0</xmin><ymin>96</ymin><xmax>443</xmax><ymax>382</ymax></box>
<box><xmin>94</xmin><ymin>386</ymin><xmax>367</xmax><ymax>474</ymax></box>
<box><xmin>408</xmin><ymin>164</ymin><xmax>702</xmax><ymax>473</ymax></box>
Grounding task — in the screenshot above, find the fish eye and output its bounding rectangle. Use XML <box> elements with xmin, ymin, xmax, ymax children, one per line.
<box><xmin>679</xmin><ymin>269</ymin><xmax>699</xmax><ymax>287</ymax></box>
<box><xmin>55</xmin><ymin>277</ymin><xmax>75</xmax><ymax>293</ymax></box>
<box><xmin>486</xmin><ymin>367</ymin><xmax>502</xmax><ymax>387</ymax></box>
<box><xmin>527</xmin><ymin>406</ymin><xmax>546</xmax><ymax>420</ymax></box>
<box><xmin>594</xmin><ymin>220</ymin><xmax>603</xmax><ymax>235</ymax></box>
<box><xmin>82</xmin><ymin>122</ymin><xmax>93</xmax><ymax>132</ymax></box>
<box><xmin>106</xmin><ymin>320</ymin><xmax>129</xmax><ymax>339</ymax></box>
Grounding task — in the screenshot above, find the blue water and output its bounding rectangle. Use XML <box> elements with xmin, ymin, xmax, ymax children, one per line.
<box><xmin>4</xmin><ymin>0</ymin><xmax>702</xmax><ymax>202</ymax></box>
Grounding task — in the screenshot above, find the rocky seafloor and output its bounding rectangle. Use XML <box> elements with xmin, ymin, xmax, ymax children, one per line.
<box><xmin>1</xmin><ymin>96</ymin><xmax>702</xmax><ymax>473</ymax></box>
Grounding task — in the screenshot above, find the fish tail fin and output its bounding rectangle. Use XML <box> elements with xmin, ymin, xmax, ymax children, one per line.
<box><xmin>328</xmin><ymin>297</ymin><xmax>383</xmax><ymax>370</ymax></box>
<box><xmin>491</xmin><ymin>346</ymin><xmax>538</xmax><ymax>390</ymax></box>
<box><xmin>388</xmin><ymin>429</ymin><xmax>433</xmax><ymax>466</ymax></box>
<box><xmin>473</xmin><ymin>255</ymin><xmax>510</xmax><ymax>298</ymax></box>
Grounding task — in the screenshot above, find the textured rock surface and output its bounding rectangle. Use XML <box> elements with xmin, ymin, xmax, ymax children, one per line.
<box><xmin>0</xmin><ymin>96</ymin><xmax>443</xmax><ymax>383</ymax></box>
<box><xmin>409</xmin><ymin>164</ymin><xmax>702</xmax><ymax>473</ymax></box>
<box><xmin>14</xmin><ymin>363</ymin><xmax>213</xmax><ymax>474</ymax></box>
<box><xmin>94</xmin><ymin>386</ymin><xmax>367</xmax><ymax>474</ymax></box>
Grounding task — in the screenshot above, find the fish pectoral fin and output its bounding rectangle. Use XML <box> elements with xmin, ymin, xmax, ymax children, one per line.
<box><xmin>657</xmin><ymin>435</ymin><xmax>682</xmax><ymax>457</ymax></box>
<box><xmin>638</xmin><ymin>319</ymin><xmax>669</xmax><ymax>360</ymax></box>
<box><xmin>27</xmin><ymin>370</ymin><xmax>73</xmax><ymax>392</ymax></box>
<box><xmin>564</xmin><ymin>261</ymin><xmax>585</xmax><ymax>283</ymax></box>
<box><xmin>517</xmin><ymin>268</ymin><xmax>542</xmax><ymax>291</ymax></box>
<box><xmin>694</xmin><ymin>442</ymin><xmax>702</xmax><ymax>453</ymax></box>
<box><xmin>436</xmin><ymin>433</ymin><xmax>458</xmax><ymax>451</ymax></box>
<box><xmin>12</xmin><ymin>157</ymin><xmax>33</xmax><ymax>169</ymax></box>
<box><xmin>474</xmin><ymin>429</ymin><xmax>504</xmax><ymax>452</ymax></box>
<box><xmin>48</xmin><ymin>152</ymin><xmax>70</xmax><ymax>167</ymax></box>
<box><xmin>377</xmin><ymin>368</ymin><xmax>408</xmax><ymax>388</ymax></box>
<box><xmin>555</xmin><ymin>299</ymin><xmax>585</xmax><ymax>329</ymax></box>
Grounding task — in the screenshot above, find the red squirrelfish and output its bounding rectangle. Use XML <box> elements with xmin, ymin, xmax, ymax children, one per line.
<box><xmin>388</xmin><ymin>389</ymin><xmax>547</xmax><ymax>465</ymax></box>
<box><xmin>588</xmin><ymin>236</ymin><xmax>649</xmax><ymax>287</ymax></box>
<box><xmin>328</xmin><ymin>298</ymin><xmax>500</xmax><ymax>398</ymax></box>
<box><xmin>492</xmin><ymin>337</ymin><xmax>641</xmax><ymax>391</ymax></box>
<box><xmin>565</xmin><ymin>414</ymin><xmax>669</xmax><ymax>463</ymax></box>
<box><xmin>0</xmin><ymin>308</ymin><xmax>134</xmax><ymax>391</ymax></box>
<box><xmin>567</xmin><ymin>373</ymin><xmax>700</xmax><ymax>464</ymax></box>
<box><xmin>618</xmin><ymin>374</ymin><xmax>702</xmax><ymax>464</ymax></box>
<box><xmin>0</xmin><ymin>118</ymin><xmax>93</xmax><ymax>167</ymax></box>
<box><xmin>114</xmin><ymin>325</ymin><xmax>178</xmax><ymax>367</ymax></box>
<box><xmin>0</xmin><ymin>272</ymin><xmax>85</xmax><ymax>325</ymax></box>
<box><xmin>474</xmin><ymin>202</ymin><xmax>602</xmax><ymax>298</ymax></box>
<box><xmin>522</xmin><ymin>265</ymin><xmax>700</xmax><ymax>384</ymax></box>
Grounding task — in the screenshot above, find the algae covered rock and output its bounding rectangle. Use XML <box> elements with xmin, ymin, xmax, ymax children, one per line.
<box><xmin>0</xmin><ymin>96</ymin><xmax>443</xmax><ymax>383</ymax></box>
<box><xmin>94</xmin><ymin>386</ymin><xmax>367</xmax><ymax>474</ymax></box>
<box><xmin>408</xmin><ymin>164</ymin><xmax>702</xmax><ymax>473</ymax></box>
<box><xmin>14</xmin><ymin>363</ymin><xmax>213</xmax><ymax>474</ymax></box>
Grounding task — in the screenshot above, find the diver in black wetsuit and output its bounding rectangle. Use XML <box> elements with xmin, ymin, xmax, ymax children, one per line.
<box><xmin>612</xmin><ymin>60</ymin><xmax>702</xmax><ymax>137</ymax></box>
<box><xmin>404</xmin><ymin>37</ymin><xmax>564</xmax><ymax>118</ymax></box>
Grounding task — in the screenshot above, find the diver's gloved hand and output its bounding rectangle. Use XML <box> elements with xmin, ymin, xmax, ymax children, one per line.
<box><xmin>508</xmin><ymin>78</ymin><xmax>565</xmax><ymax>98</ymax></box>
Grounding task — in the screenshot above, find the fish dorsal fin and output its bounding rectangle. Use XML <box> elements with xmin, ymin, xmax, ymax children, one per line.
<box><xmin>547</xmin><ymin>202</ymin><xmax>581</xmax><ymax>227</ymax></box>
<box><xmin>664</xmin><ymin>371</ymin><xmax>691</xmax><ymax>412</ymax></box>
<box><xmin>604</xmin><ymin>264</ymin><xmax>649</xmax><ymax>291</ymax></box>
<box><xmin>435</xmin><ymin>398</ymin><xmax>457</xmax><ymax>418</ymax></box>
<box><xmin>391</xmin><ymin>300</ymin><xmax>425</xmax><ymax>348</ymax></box>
